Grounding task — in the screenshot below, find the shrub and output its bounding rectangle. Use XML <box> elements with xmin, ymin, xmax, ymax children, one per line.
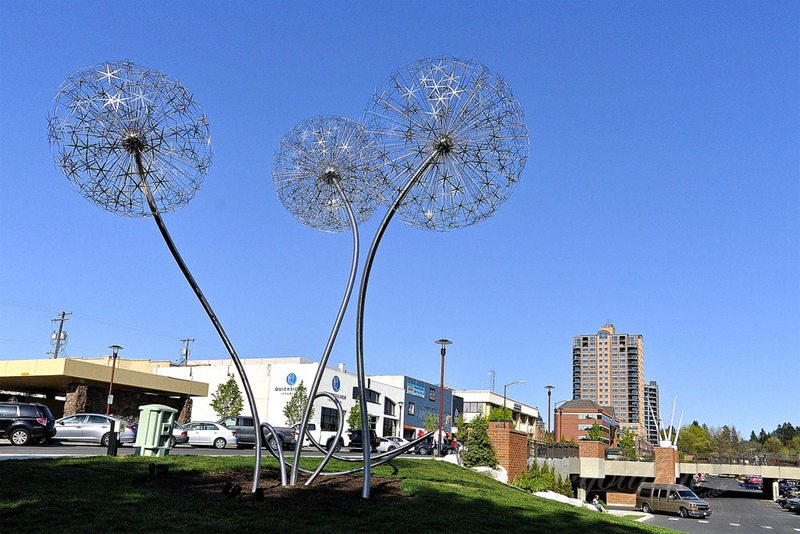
<box><xmin>461</xmin><ymin>415</ymin><xmax>498</xmax><ymax>468</ymax></box>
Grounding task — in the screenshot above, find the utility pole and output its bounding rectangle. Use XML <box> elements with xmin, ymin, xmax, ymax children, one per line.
<box><xmin>50</xmin><ymin>311</ymin><xmax>71</xmax><ymax>358</ymax></box>
<box><xmin>180</xmin><ymin>338</ymin><xmax>195</xmax><ymax>366</ymax></box>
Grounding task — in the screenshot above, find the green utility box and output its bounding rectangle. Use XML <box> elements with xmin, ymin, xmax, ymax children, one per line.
<box><xmin>135</xmin><ymin>404</ymin><xmax>177</xmax><ymax>457</ymax></box>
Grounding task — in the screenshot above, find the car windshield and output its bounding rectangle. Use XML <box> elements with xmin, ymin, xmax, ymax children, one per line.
<box><xmin>678</xmin><ymin>490</ymin><xmax>700</xmax><ymax>500</ymax></box>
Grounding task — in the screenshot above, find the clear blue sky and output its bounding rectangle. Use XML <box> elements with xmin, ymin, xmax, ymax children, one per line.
<box><xmin>1</xmin><ymin>1</ymin><xmax>798</xmax><ymax>437</ymax></box>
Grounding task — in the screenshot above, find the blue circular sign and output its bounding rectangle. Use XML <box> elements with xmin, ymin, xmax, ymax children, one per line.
<box><xmin>286</xmin><ymin>373</ymin><xmax>297</xmax><ymax>386</ymax></box>
<box><xmin>332</xmin><ymin>375</ymin><xmax>340</xmax><ymax>392</ymax></box>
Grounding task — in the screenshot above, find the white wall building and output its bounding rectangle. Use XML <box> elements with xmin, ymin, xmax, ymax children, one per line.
<box><xmin>455</xmin><ymin>389</ymin><xmax>543</xmax><ymax>437</ymax></box>
<box><xmin>155</xmin><ymin>358</ymin><xmax>405</xmax><ymax>443</ymax></box>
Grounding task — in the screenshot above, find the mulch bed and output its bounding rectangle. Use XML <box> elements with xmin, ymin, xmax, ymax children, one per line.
<box><xmin>140</xmin><ymin>466</ymin><xmax>411</xmax><ymax>508</ymax></box>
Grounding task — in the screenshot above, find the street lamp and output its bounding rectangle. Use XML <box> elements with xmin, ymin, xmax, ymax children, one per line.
<box><xmin>545</xmin><ymin>385</ymin><xmax>555</xmax><ymax>441</ymax></box>
<box><xmin>435</xmin><ymin>339</ymin><xmax>452</xmax><ymax>456</ymax></box>
<box><xmin>503</xmin><ymin>380</ymin><xmax>525</xmax><ymax>429</ymax></box>
<box><xmin>397</xmin><ymin>401</ymin><xmax>404</xmax><ymax>438</ymax></box>
<box><xmin>106</xmin><ymin>345</ymin><xmax>123</xmax><ymax>415</ymax></box>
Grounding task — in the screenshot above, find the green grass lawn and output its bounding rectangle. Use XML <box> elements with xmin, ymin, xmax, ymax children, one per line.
<box><xmin>0</xmin><ymin>455</ymin><xmax>674</xmax><ymax>533</ymax></box>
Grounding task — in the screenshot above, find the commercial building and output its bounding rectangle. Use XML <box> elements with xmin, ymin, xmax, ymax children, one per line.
<box><xmin>553</xmin><ymin>399</ymin><xmax>619</xmax><ymax>445</ymax></box>
<box><xmin>572</xmin><ymin>324</ymin><xmax>645</xmax><ymax>439</ymax></box>
<box><xmin>455</xmin><ymin>389</ymin><xmax>542</xmax><ymax>437</ymax></box>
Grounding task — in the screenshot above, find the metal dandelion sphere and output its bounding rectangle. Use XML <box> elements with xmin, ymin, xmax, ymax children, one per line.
<box><xmin>47</xmin><ymin>60</ymin><xmax>212</xmax><ymax>217</ymax></box>
<box><xmin>273</xmin><ymin>115</ymin><xmax>384</xmax><ymax>233</ymax></box>
<box><xmin>365</xmin><ymin>56</ymin><xmax>529</xmax><ymax>231</ymax></box>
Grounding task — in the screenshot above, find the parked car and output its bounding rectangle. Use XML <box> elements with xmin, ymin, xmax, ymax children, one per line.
<box><xmin>741</xmin><ymin>475</ymin><xmax>763</xmax><ymax>490</ymax></box>
<box><xmin>386</xmin><ymin>436</ymin><xmax>412</xmax><ymax>449</ymax></box>
<box><xmin>785</xmin><ymin>497</ymin><xmax>800</xmax><ymax>513</ymax></box>
<box><xmin>0</xmin><ymin>402</ymin><xmax>56</xmax><ymax>446</ymax></box>
<box><xmin>636</xmin><ymin>482</ymin><xmax>712</xmax><ymax>518</ymax></box>
<box><xmin>171</xmin><ymin>421</ymin><xmax>189</xmax><ymax>447</ymax></box>
<box><xmin>376</xmin><ymin>437</ymin><xmax>398</xmax><ymax>452</ymax></box>
<box><xmin>346</xmin><ymin>428</ymin><xmax>380</xmax><ymax>452</ymax></box>
<box><xmin>54</xmin><ymin>413</ymin><xmax>137</xmax><ymax>446</ymax></box>
<box><xmin>413</xmin><ymin>437</ymin><xmax>457</xmax><ymax>456</ymax></box>
<box><xmin>183</xmin><ymin>421</ymin><xmax>238</xmax><ymax>449</ymax></box>
<box><xmin>217</xmin><ymin>415</ymin><xmax>296</xmax><ymax>450</ymax></box>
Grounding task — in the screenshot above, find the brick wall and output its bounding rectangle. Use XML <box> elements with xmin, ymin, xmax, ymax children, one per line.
<box><xmin>606</xmin><ymin>492</ymin><xmax>637</xmax><ymax>505</ymax></box>
<box><xmin>488</xmin><ymin>422</ymin><xmax>528</xmax><ymax>483</ymax></box>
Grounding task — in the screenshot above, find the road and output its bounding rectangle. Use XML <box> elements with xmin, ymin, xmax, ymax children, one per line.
<box><xmin>642</xmin><ymin>475</ymin><xmax>800</xmax><ymax>534</ymax></box>
<box><xmin>0</xmin><ymin>441</ymin><xmax>417</xmax><ymax>460</ymax></box>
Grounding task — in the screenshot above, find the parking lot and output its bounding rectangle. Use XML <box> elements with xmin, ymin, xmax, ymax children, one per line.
<box><xmin>641</xmin><ymin>476</ymin><xmax>800</xmax><ymax>534</ymax></box>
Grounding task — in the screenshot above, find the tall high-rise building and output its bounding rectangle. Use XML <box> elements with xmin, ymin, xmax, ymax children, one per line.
<box><xmin>572</xmin><ymin>324</ymin><xmax>645</xmax><ymax>438</ymax></box>
<box><xmin>643</xmin><ymin>380</ymin><xmax>661</xmax><ymax>447</ymax></box>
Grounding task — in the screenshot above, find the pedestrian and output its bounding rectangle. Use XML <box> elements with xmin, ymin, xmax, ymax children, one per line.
<box><xmin>591</xmin><ymin>495</ymin><xmax>607</xmax><ymax>513</ymax></box>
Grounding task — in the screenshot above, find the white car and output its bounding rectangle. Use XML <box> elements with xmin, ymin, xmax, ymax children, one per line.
<box><xmin>377</xmin><ymin>436</ymin><xmax>411</xmax><ymax>452</ymax></box>
<box><xmin>183</xmin><ymin>421</ymin><xmax>238</xmax><ymax>449</ymax></box>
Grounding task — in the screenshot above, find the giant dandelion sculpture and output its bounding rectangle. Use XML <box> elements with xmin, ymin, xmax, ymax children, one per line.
<box><xmin>354</xmin><ymin>56</ymin><xmax>530</xmax><ymax>497</ymax></box>
<box><xmin>47</xmin><ymin>60</ymin><xmax>266</xmax><ymax>495</ymax></box>
<box><xmin>272</xmin><ymin>115</ymin><xmax>387</xmax><ymax>485</ymax></box>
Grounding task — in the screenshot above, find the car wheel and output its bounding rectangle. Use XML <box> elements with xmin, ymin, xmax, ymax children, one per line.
<box><xmin>168</xmin><ymin>436</ymin><xmax>177</xmax><ymax>448</ymax></box>
<box><xmin>101</xmin><ymin>433</ymin><xmax>110</xmax><ymax>447</ymax></box>
<box><xmin>213</xmin><ymin>438</ymin><xmax>227</xmax><ymax>449</ymax></box>
<box><xmin>267</xmin><ymin>437</ymin><xmax>278</xmax><ymax>451</ymax></box>
<box><xmin>388</xmin><ymin>445</ymin><xmax>397</xmax><ymax>451</ymax></box>
<box><xmin>10</xmin><ymin>428</ymin><xmax>31</xmax><ymax>446</ymax></box>
<box><xmin>641</xmin><ymin>503</ymin><xmax>652</xmax><ymax>514</ymax></box>
<box><xmin>679</xmin><ymin>508</ymin><xmax>688</xmax><ymax>518</ymax></box>
<box><xmin>419</xmin><ymin>446</ymin><xmax>431</xmax><ymax>455</ymax></box>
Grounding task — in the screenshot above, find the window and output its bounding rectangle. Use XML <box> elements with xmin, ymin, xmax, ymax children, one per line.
<box><xmin>384</xmin><ymin>398</ymin><xmax>396</xmax><ymax>416</ymax></box>
<box><xmin>320</xmin><ymin>406</ymin><xmax>339</xmax><ymax>431</ymax></box>
<box><xmin>640</xmin><ymin>488</ymin><xmax>652</xmax><ymax>498</ymax></box>
<box><xmin>352</xmin><ymin>387</ymin><xmax>380</xmax><ymax>404</ymax></box>
<box><xmin>407</xmin><ymin>402</ymin><xmax>415</xmax><ymax>416</ymax></box>
<box><xmin>463</xmin><ymin>402</ymin><xmax>483</xmax><ymax>413</ymax></box>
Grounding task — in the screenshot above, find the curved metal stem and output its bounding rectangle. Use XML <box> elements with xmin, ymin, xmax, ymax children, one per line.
<box><xmin>355</xmin><ymin>150</ymin><xmax>439</xmax><ymax>498</ymax></box>
<box><xmin>290</xmin><ymin>180</ymin><xmax>359</xmax><ymax>485</ymax></box>
<box><xmin>134</xmin><ymin>153</ymin><xmax>264</xmax><ymax>494</ymax></box>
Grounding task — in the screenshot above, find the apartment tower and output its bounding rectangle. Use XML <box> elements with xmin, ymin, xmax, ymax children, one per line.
<box><xmin>572</xmin><ymin>324</ymin><xmax>645</xmax><ymax>438</ymax></box>
<box><xmin>644</xmin><ymin>380</ymin><xmax>661</xmax><ymax>447</ymax></box>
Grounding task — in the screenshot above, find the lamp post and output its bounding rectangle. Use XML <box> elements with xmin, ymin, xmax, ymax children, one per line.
<box><xmin>503</xmin><ymin>380</ymin><xmax>525</xmax><ymax>429</ymax></box>
<box><xmin>106</xmin><ymin>345</ymin><xmax>123</xmax><ymax>415</ymax></box>
<box><xmin>397</xmin><ymin>401</ymin><xmax>404</xmax><ymax>438</ymax></box>
<box><xmin>435</xmin><ymin>339</ymin><xmax>452</xmax><ymax>456</ymax></box>
<box><xmin>545</xmin><ymin>385</ymin><xmax>555</xmax><ymax>441</ymax></box>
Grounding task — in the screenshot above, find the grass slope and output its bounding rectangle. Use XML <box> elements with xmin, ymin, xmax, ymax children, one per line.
<box><xmin>0</xmin><ymin>455</ymin><xmax>674</xmax><ymax>533</ymax></box>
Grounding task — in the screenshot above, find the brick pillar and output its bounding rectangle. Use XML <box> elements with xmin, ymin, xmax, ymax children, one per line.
<box><xmin>64</xmin><ymin>383</ymin><xmax>89</xmax><ymax>416</ymax></box>
<box><xmin>607</xmin><ymin>492</ymin><xmax>637</xmax><ymax>505</ymax></box>
<box><xmin>654</xmin><ymin>447</ymin><xmax>679</xmax><ymax>483</ymax></box>
<box><xmin>578</xmin><ymin>441</ymin><xmax>605</xmax><ymax>458</ymax></box>
<box><xmin>487</xmin><ymin>422</ymin><xmax>528</xmax><ymax>483</ymax></box>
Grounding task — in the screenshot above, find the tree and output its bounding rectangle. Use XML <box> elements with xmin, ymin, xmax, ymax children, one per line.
<box><xmin>585</xmin><ymin>422</ymin><xmax>605</xmax><ymax>442</ymax></box>
<box><xmin>789</xmin><ymin>436</ymin><xmax>800</xmax><ymax>458</ymax></box>
<box><xmin>453</xmin><ymin>412</ymin><xmax>467</xmax><ymax>439</ymax></box>
<box><xmin>420</xmin><ymin>411</ymin><xmax>438</xmax><ymax>433</ymax></box>
<box><xmin>764</xmin><ymin>436</ymin><xmax>785</xmax><ymax>455</ymax></box>
<box><xmin>775</xmin><ymin>422</ymin><xmax>799</xmax><ymax>446</ymax></box>
<box><xmin>347</xmin><ymin>402</ymin><xmax>366</xmax><ymax>429</ymax></box>
<box><xmin>758</xmin><ymin>428</ymin><xmax>768</xmax><ymax>444</ymax></box>
<box><xmin>618</xmin><ymin>429</ymin><xmax>637</xmax><ymax>461</ymax></box>
<box><xmin>283</xmin><ymin>380</ymin><xmax>312</xmax><ymax>425</ymax></box>
<box><xmin>461</xmin><ymin>415</ymin><xmax>497</xmax><ymax>468</ymax></box>
<box><xmin>488</xmin><ymin>406</ymin><xmax>511</xmax><ymax>421</ymax></box>
<box><xmin>210</xmin><ymin>377</ymin><xmax>243</xmax><ymax>418</ymax></box>
<box><xmin>677</xmin><ymin>423</ymin><xmax>713</xmax><ymax>455</ymax></box>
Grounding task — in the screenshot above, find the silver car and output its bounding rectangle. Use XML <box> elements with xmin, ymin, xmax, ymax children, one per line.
<box><xmin>54</xmin><ymin>413</ymin><xmax>137</xmax><ymax>446</ymax></box>
<box><xmin>183</xmin><ymin>421</ymin><xmax>238</xmax><ymax>449</ymax></box>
